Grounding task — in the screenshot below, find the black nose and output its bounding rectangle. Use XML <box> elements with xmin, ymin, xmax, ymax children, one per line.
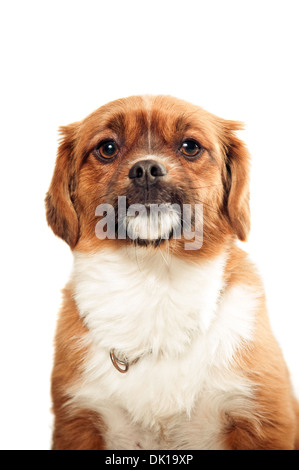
<box><xmin>128</xmin><ymin>159</ymin><xmax>167</xmax><ymax>187</ymax></box>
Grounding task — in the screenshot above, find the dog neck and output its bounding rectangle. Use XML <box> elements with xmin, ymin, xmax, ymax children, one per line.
<box><xmin>71</xmin><ymin>246</ymin><xmax>228</xmax><ymax>362</ymax></box>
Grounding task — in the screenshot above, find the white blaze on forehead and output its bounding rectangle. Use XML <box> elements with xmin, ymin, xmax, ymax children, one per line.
<box><xmin>141</xmin><ymin>94</ymin><xmax>154</xmax><ymax>112</ymax></box>
<box><xmin>142</xmin><ymin>95</ymin><xmax>154</xmax><ymax>153</ymax></box>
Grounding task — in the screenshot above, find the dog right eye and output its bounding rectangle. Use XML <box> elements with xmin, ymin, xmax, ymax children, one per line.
<box><xmin>180</xmin><ymin>139</ymin><xmax>202</xmax><ymax>159</ymax></box>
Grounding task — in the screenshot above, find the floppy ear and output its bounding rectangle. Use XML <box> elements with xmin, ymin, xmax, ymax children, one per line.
<box><xmin>45</xmin><ymin>123</ymin><xmax>79</xmax><ymax>248</ymax></box>
<box><xmin>222</xmin><ymin>121</ymin><xmax>251</xmax><ymax>241</ymax></box>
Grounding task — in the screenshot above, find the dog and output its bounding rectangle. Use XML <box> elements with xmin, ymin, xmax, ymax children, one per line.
<box><xmin>46</xmin><ymin>95</ymin><xmax>299</xmax><ymax>450</ymax></box>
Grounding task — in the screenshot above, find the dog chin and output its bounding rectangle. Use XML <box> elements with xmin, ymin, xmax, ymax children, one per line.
<box><xmin>125</xmin><ymin>205</ymin><xmax>181</xmax><ymax>245</ymax></box>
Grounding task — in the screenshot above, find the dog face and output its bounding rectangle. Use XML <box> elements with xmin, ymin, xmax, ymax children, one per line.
<box><xmin>46</xmin><ymin>95</ymin><xmax>250</xmax><ymax>257</ymax></box>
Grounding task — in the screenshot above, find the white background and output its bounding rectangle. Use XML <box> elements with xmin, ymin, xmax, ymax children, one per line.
<box><xmin>0</xmin><ymin>0</ymin><xmax>298</xmax><ymax>450</ymax></box>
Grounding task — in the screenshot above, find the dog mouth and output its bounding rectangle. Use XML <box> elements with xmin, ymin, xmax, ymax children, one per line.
<box><xmin>95</xmin><ymin>179</ymin><xmax>199</xmax><ymax>247</ymax></box>
<box><xmin>112</xmin><ymin>184</ymin><xmax>186</xmax><ymax>245</ymax></box>
<box><xmin>124</xmin><ymin>203</ymin><xmax>181</xmax><ymax>245</ymax></box>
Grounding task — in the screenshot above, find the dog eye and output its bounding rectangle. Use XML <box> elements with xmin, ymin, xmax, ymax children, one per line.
<box><xmin>95</xmin><ymin>141</ymin><xmax>119</xmax><ymax>161</ymax></box>
<box><xmin>180</xmin><ymin>140</ymin><xmax>202</xmax><ymax>158</ymax></box>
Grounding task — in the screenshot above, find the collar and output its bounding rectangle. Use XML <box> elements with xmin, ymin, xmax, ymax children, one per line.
<box><xmin>110</xmin><ymin>349</ymin><xmax>140</xmax><ymax>373</ymax></box>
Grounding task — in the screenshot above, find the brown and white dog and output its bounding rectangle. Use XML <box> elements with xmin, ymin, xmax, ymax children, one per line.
<box><xmin>46</xmin><ymin>95</ymin><xmax>299</xmax><ymax>450</ymax></box>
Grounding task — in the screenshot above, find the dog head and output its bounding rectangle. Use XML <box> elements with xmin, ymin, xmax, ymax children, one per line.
<box><xmin>45</xmin><ymin>95</ymin><xmax>250</xmax><ymax>257</ymax></box>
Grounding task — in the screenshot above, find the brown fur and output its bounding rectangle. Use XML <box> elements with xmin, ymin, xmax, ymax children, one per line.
<box><xmin>51</xmin><ymin>287</ymin><xmax>106</xmax><ymax>449</ymax></box>
<box><xmin>46</xmin><ymin>95</ymin><xmax>299</xmax><ymax>449</ymax></box>
<box><xmin>222</xmin><ymin>249</ymin><xmax>298</xmax><ymax>449</ymax></box>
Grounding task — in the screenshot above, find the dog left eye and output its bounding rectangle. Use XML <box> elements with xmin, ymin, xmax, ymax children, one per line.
<box><xmin>180</xmin><ymin>140</ymin><xmax>202</xmax><ymax>158</ymax></box>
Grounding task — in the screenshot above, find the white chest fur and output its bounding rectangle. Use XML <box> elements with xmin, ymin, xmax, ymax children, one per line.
<box><xmin>69</xmin><ymin>247</ymin><xmax>259</xmax><ymax>449</ymax></box>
